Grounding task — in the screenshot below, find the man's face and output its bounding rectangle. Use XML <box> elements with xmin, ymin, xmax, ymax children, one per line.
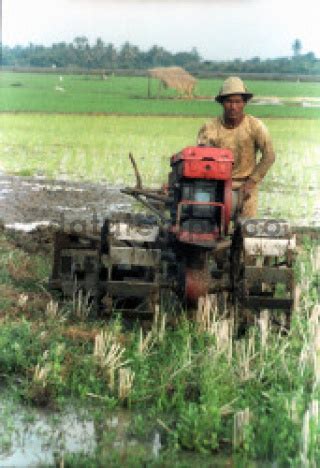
<box><xmin>222</xmin><ymin>94</ymin><xmax>246</xmax><ymax>121</ymax></box>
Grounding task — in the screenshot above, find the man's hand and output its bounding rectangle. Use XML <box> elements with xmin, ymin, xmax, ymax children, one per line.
<box><xmin>241</xmin><ymin>179</ymin><xmax>257</xmax><ymax>200</ymax></box>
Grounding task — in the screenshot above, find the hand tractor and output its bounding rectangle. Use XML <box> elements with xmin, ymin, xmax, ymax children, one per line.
<box><xmin>50</xmin><ymin>146</ymin><xmax>296</xmax><ymax>322</ymax></box>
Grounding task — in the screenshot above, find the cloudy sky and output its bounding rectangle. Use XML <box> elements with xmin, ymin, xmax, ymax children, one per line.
<box><xmin>2</xmin><ymin>0</ymin><xmax>320</xmax><ymax>60</ymax></box>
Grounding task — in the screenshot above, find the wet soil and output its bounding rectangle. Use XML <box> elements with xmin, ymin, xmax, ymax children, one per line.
<box><xmin>0</xmin><ymin>175</ymin><xmax>133</xmax><ymax>252</ymax></box>
<box><xmin>0</xmin><ymin>174</ymin><xmax>319</xmax><ymax>253</ymax></box>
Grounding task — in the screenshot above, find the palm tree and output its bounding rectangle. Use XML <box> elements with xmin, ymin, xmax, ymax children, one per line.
<box><xmin>292</xmin><ymin>39</ymin><xmax>302</xmax><ymax>57</ymax></box>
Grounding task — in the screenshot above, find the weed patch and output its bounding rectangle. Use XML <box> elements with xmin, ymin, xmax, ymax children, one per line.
<box><xmin>0</xmin><ymin>231</ymin><xmax>318</xmax><ymax>464</ymax></box>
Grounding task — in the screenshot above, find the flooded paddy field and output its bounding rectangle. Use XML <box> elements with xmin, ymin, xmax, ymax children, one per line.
<box><xmin>2</xmin><ymin>71</ymin><xmax>320</xmax><ymax>118</ymax></box>
<box><xmin>0</xmin><ymin>172</ymin><xmax>318</xmax><ymax>246</ymax></box>
<box><xmin>0</xmin><ymin>116</ymin><xmax>319</xmax><ymax>235</ymax></box>
<box><xmin>0</xmin><ymin>172</ymin><xmax>318</xmax><ymax>466</ymax></box>
<box><xmin>0</xmin><ymin>111</ymin><xmax>319</xmax><ymax>466</ymax></box>
<box><xmin>1</xmin><ymin>393</ymin><xmax>242</xmax><ymax>467</ymax></box>
<box><xmin>0</xmin><ymin>175</ymin><xmax>132</xmax><ymax>250</ymax></box>
<box><xmin>0</xmin><ymin>397</ymin><xmax>169</xmax><ymax>467</ymax></box>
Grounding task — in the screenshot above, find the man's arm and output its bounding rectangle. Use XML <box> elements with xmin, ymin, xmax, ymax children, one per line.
<box><xmin>197</xmin><ymin>123</ymin><xmax>209</xmax><ymax>146</ymax></box>
<box><xmin>249</xmin><ymin>119</ymin><xmax>276</xmax><ymax>184</ymax></box>
<box><xmin>241</xmin><ymin>119</ymin><xmax>275</xmax><ymax>199</ymax></box>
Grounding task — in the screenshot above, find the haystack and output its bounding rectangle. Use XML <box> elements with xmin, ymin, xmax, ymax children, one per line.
<box><xmin>148</xmin><ymin>66</ymin><xmax>197</xmax><ymax>98</ymax></box>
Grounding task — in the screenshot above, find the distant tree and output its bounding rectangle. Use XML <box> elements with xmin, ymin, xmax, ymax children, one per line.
<box><xmin>73</xmin><ymin>36</ymin><xmax>89</xmax><ymax>50</ymax></box>
<box><xmin>145</xmin><ymin>45</ymin><xmax>173</xmax><ymax>67</ymax></box>
<box><xmin>304</xmin><ymin>51</ymin><xmax>316</xmax><ymax>62</ymax></box>
<box><xmin>91</xmin><ymin>38</ymin><xmax>105</xmax><ymax>68</ymax></box>
<box><xmin>104</xmin><ymin>43</ymin><xmax>118</xmax><ymax>69</ymax></box>
<box><xmin>119</xmin><ymin>42</ymin><xmax>141</xmax><ymax>68</ymax></box>
<box><xmin>292</xmin><ymin>38</ymin><xmax>302</xmax><ymax>57</ymax></box>
<box><xmin>249</xmin><ymin>56</ymin><xmax>261</xmax><ymax>63</ymax></box>
<box><xmin>174</xmin><ymin>48</ymin><xmax>201</xmax><ymax>68</ymax></box>
<box><xmin>2</xmin><ymin>36</ymin><xmax>320</xmax><ymax>75</ymax></box>
<box><xmin>190</xmin><ymin>47</ymin><xmax>201</xmax><ymax>63</ymax></box>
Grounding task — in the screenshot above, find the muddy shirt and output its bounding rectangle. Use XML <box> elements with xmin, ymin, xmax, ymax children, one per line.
<box><xmin>197</xmin><ymin>115</ymin><xmax>275</xmax><ymax>183</ymax></box>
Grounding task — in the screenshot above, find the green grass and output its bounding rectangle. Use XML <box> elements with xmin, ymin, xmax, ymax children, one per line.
<box><xmin>1</xmin><ymin>72</ymin><xmax>320</xmax><ymax>118</ymax></box>
<box><xmin>196</xmin><ymin>78</ymin><xmax>320</xmax><ymax>99</ymax></box>
<box><xmin>0</xmin><ymin>230</ymin><xmax>319</xmax><ymax>466</ymax></box>
<box><xmin>0</xmin><ymin>113</ymin><xmax>319</xmax><ymax>183</ymax></box>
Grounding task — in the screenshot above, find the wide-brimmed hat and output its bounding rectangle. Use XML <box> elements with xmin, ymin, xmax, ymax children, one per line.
<box><xmin>215</xmin><ymin>76</ymin><xmax>253</xmax><ymax>103</ymax></box>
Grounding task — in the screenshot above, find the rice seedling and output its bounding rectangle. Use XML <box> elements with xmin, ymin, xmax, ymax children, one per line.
<box><xmin>2</xmin><ymin>71</ymin><xmax>320</xmax><ymax>118</ymax></box>
<box><xmin>235</xmin><ymin>332</ymin><xmax>257</xmax><ymax>382</ymax></box>
<box><xmin>72</xmin><ymin>289</ymin><xmax>93</xmax><ymax>321</ymax></box>
<box><xmin>28</xmin><ymin>343</ymin><xmax>66</xmax><ymax>406</ymax></box>
<box><xmin>118</xmin><ymin>367</ymin><xmax>135</xmax><ymax>401</ymax></box>
<box><xmin>93</xmin><ymin>329</ymin><xmax>129</xmax><ymax>391</ymax></box>
<box><xmin>17</xmin><ymin>293</ymin><xmax>29</xmax><ymax>309</ymax></box>
<box><xmin>256</xmin><ymin>310</ymin><xmax>270</xmax><ymax>350</ymax></box>
<box><xmin>195</xmin><ymin>294</ymin><xmax>218</xmax><ymax>333</ymax></box>
<box><xmin>0</xmin><ymin>113</ymin><xmax>319</xmax><ymax>227</ymax></box>
<box><xmin>196</xmin><ymin>296</ymin><xmax>234</xmax><ymax>363</ymax></box>
<box><xmin>45</xmin><ymin>299</ymin><xmax>59</xmax><ymax>319</ymax></box>
<box><xmin>137</xmin><ymin>327</ymin><xmax>155</xmax><ymax>357</ymax></box>
<box><xmin>311</xmin><ymin>246</ymin><xmax>320</xmax><ymax>272</ymax></box>
<box><xmin>233</xmin><ymin>407</ymin><xmax>251</xmax><ymax>450</ymax></box>
<box><xmin>33</xmin><ymin>361</ymin><xmax>51</xmax><ymax>387</ymax></box>
<box><xmin>151</xmin><ymin>307</ymin><xmax>167</xmax><ymax>343</ymax></box>
<box><xmin>300</xmin><ymin>399</ymin><xmax>320</xmax><ymax>467</ymax></box>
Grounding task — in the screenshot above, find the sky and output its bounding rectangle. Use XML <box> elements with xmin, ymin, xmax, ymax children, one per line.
<box><xmin>2</xmin><ymin>0</ymin><xmax>320</xmax><ymax>61</ymax></box>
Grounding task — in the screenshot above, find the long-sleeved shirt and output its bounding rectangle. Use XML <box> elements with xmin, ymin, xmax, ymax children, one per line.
<box><xmin>197</xmin><ymin>115</ymin><xmax>275</xmax><ymax>183</ymax></box>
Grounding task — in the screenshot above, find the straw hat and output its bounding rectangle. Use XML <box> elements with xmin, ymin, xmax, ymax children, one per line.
<box><xmin>215</xmin><ymin>76</ymin><xmax>253</xmax><ymax>103</ymax></box>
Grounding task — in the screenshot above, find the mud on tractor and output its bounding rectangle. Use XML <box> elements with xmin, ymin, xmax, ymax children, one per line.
<box><xmin>50</xmin><ymin>146</ymin><xmax>296</xmax><ymax>323</ymax></box>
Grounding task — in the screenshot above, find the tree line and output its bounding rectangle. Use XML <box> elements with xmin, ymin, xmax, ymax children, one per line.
<box><xmin>2</xmin><ymin>36</ymin><xmax>320</xmax><ymax>75</ymax></box>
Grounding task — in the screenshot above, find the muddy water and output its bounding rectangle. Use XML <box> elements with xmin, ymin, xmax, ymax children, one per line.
<box><xmin>251</xmin><ymin>97</ymin><xmax>320</xmax><ymax>107</ymax></box>
<box><xmin>0</xmin><ymin>399</ymin><xmax>238</xmax><ymax>467</ymax></box>
<box><xmin>0</xmin><ymin>399</ymin><xmax>163</xmax><ymax>467</ymax></box>
<box><xmin>0</xmin><ymin>175</ymin><xmax>132</xmax><ymax>233</ymax></box>
<box><xmin>0</xmin><ymin>175</ymin><xmax>319</xmax><ymax>239</ymax></box>
<box><xmin>0</xmin><ymin>403</ymin><xmax>95</xmax><ymax>466</ymax></box>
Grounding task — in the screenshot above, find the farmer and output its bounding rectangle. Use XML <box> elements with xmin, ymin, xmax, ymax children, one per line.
<box><xmin>197</xmin><ymin>76</ymin><xmax>275</xmax><ymax>217</ymax></box>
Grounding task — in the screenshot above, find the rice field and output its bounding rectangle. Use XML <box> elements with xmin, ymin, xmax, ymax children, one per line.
<box><xmin>1</xmin><ymin>71</ymin><xmax>320</xmax><ymax>118</ymax></box>
<box><xmin>0</xmin><ymin>72</ymin><xmax>319</xmax><ymax>465</ymax></box>
<box><xmin>0</xmin><ymin>113</ymin><xmax>319</xmax><ymax>225</ymax></box>
<box><xmin>1</xmin><ymin>72</ymin><xmax>318</xmax><ymax>222</ymax></box>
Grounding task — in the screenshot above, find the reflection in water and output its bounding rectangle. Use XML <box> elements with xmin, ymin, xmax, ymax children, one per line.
<box><xmin>0</xmin><ymin>400</ymin><xmax>163</xmax><ymax>467</ymax></box>
<box><xmin>152</xmin><ymin>431</ymin><xmax>162</xmax><ymax>457</ymax></box>
<box><xmin>0</xmin><ymin>404</ymin><xmax>96</xmax><ymax>467</ymax></box>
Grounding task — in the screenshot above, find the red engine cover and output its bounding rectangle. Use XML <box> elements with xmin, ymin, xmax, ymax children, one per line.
<box><xmin>170</xmin><ymin>146</ymin><xmax>234</xmax><ymax>241</ymax></box>
<box><xmin>171</xmin><ymin>146</ymin><xmax>234</xmax><ymax>180</ymax></box>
